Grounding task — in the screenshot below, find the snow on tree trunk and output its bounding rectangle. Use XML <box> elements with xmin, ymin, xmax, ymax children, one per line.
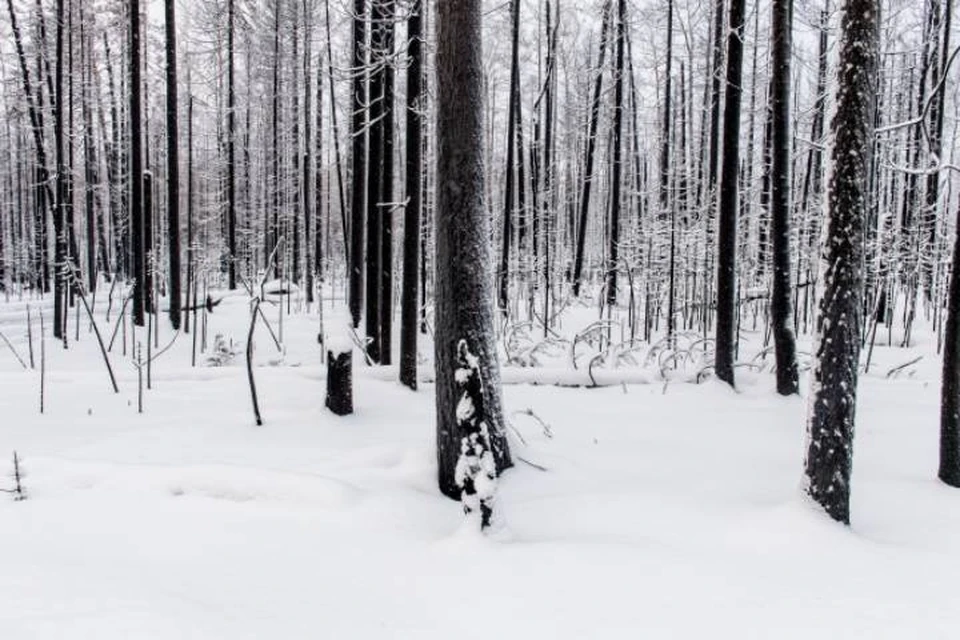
<box><xmin>804</xmin><ymin>0</ymin><xmax>878</xmax><ymax>525</ymax></box>
<box><xmin>454</xmin><ymin>340</ymin><xmax>497</xmax><ymax>528</ymax></box>
<box><xmin>435</xmin><ymin>0</ymin><xmax>512</xmax><ymax>502</ymax></box>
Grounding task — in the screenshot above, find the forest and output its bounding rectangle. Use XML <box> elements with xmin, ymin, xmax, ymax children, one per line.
<box><xmin>0</xmin><ymin>0</ymin><xmax>958</xmax><ymax>636</ymax></box>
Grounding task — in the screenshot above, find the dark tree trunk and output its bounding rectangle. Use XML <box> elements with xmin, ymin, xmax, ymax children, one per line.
<box><xmin>81</xmin><ymin>12</ymin><xmax>98</xmax><ymax>294</ymax></box>
<box><xmin>54</xmin><ymin>0</ymin><xmax>68</xmax><ymax>338</ymax></box>
<box><xmin>707</xmin><ymin>0</ymin><xmax>725</xmax><ymax>194</ymax></box>
<box><xmin>435</xmin><ymin>0</ymin><xmax>512</xmax><ymax>500</ymax></box>
<box><xmin>348</xmin><ymin>0</ymin><xmax>367</xmax><ymax>329</ymax></box>
<box><xmin>365</xmin><ymin>0</ymin><xmax>385</xmax><ymax>363</ymax></box>
<box><xmin>571</xmin><ymin>0</ymin><xmax>612</xmax><ymax>297</ymax></box>
<box><xmin>714</xmin><ymin>0</ymin><xmax>746</xmax><ymax>387</ymax></box>
<box><xmin>379</xmin><ymin>0</ymin><xmax>396</xmax><ymax>365</ymax></box>
<box><xmin>924</xmin><ymin>0</ymin><xmax>950</xmax><ymax>299</ymax></box>
<box><xmin>606</xmin><ymin>0</ymin><xmax>625</xmax><ymax>307</ymax></box>
<box><xmin>940</xmin><ymin>198</ymin><xmax>960</xmax><ymax>486</ymax></box>
<box><xmin>400</xmin><ymin>0</ymin><xmax>423</xmax><ymax>390</ymax></box>
<box><xmin>770</xmin><ymin>0</ymin><xmax>799</xmax><ymax>395</ymax></box>
<box><xmin>143</xmin><ymin>171</ymin><xmax>153</xmax><ymax>316</ymax></box>
<box><xmin>326</xmin><ymin>349</ymin><xmax>354</xmax><ymax>416</ymax></box>
<box><xmin>303</xmin><ymin>17</ymin><xmax>313</xmax><ymax>304</ymax></box>
<box><xmin>186</xmin><ymin>92</ymin><xmax>194</xmax><ymax>335</ymax></box>
<box><xmin>659</xmin><ymin>0</ymin><xmax>673</xmax><ymax>217</ymax></box>
<box><xmin>498</xmin><ymin>0</ymin><xmax>521</xmax><ymax>313</ymax></box>
<box><xmin>130</xmin><ymin>0</ymin><xmax>145</xmax><ymax>326</ymax></box>
<box><xmin>805</xmin><ymin>0</ymin><xmax>878</xmax><ymax>525</ymax></box>
<box><xmin>226</xmin><ymin>0</ymin><xmax>237</xmax><ymax>290</ymax></box>
<box><xmin>165</xmin><ymin>0</ymin><xmax>181</xmax><ymax>329</ymax></box>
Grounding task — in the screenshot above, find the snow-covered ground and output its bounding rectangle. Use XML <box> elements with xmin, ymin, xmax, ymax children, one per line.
<box><xmin>0</xmin><ymin>286</ymin><xmax>958</xmax><ymax>638</ymax></box>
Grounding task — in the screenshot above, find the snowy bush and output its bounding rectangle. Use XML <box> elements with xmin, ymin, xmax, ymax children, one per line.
<box><xmin>453</xmin><ymin>340</ymin><xmax>497</xmax><ymax>529</ymax></box>
<box><xmin>206</xmin><ymin>334</ymin><xmax>240</xmax><ymax>367</ymax></box>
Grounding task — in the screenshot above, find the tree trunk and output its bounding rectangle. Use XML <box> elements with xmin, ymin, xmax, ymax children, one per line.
<box><xmin>805</xmin><ymin>0</ymin><xmax>878</xmax><ymax>525</ymax></box>
<box><xmin>365</xmin><ymin>0</ymin><xmax>384</xmax><ymax>363</ymax></box>
<box><xmin>400</xmin><ymin>0</ymin><xmax>423</xmax><ymax>390</ymax></box>
<box><xmin>435</xmin><ymin>0</ymin><xmax>512</xmax><ymax>500</ymax></box>
<box><xmin>130</xmin><ymin>0</ymin><xmax>145</xmax><ymax>326</ymax></box>
<box><xmin>54</xmin><ymin>0</ymin><xmax>68</xmax><ymax>338</ymax></box>
<box><xmin>348</xmin><ymin>0</ymin><xmax>367</xmax><ymax>329</ymax></box>
<box><xmin>226</xmin><ymin>0</ymin><xmax>237</xmax><ymax>290</ymax></box>
<box><xmin>326</xmin><ymin>349</ymin><xmax>354</xmax><ymax>416</ymax></box>
<box><xmin>571</xmin><ymin>0</ymin><xmax>613</xmax><ymax>297</ymax></box>
<box><xmin>498</xmin><ymin>0</ymin><xmax>522</xmax><ymax>313</ymax></box>
<box><xmin>769</xmin><ymin>0</ymin><xmax>799</xmax><ymax>394</ymax></box>
<box><xmin>606</xmin><ymin>0</ymin><xmax>625</xmax><ymax>307</ymax></box>
<box><xmin>714</xmin><ymin>0</ymin><xmax>746</xmax><ymax>387</ymax></box>
<box><xmin>379</xmin><ymin>0</ymin><xmax>396</xmax><ymax>365</ymax></box>
<box><xmin>165</xmin><ymin>0</ymin><xmax>182</xmax><ymax>329</ymax></box>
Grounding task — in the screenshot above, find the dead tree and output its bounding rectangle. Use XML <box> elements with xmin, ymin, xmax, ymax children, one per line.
<box><xmin>165</xmin><ymin>0</ymin><xmax>182</xmax><ymax>329</ymax></box>
<box><xmin>435</xmin><ymin>0</ymin><xmax>512</xmax><ymax>500</ymax></box>
<box><xmin>769</xmin><ymin>0</ymin><xmax>799</xmax><ymax>394</ymax></box>
<box><xmin>714</xmin><ymin>0</ymin><xmax>746</xmax><ymax>387</ymax></box>
<box><xmin>400</xmin><ymin>0</ymin><xmax>423</xmax><ymax>390</ymax></box>
<box><xmin>805</xmin><ymin>0</ymin><xmax>878</xmax><ymax>525</ymax></box>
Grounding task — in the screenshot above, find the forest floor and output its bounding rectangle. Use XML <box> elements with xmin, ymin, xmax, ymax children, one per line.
<box><xmin>0</xmin><ymin>285</ymin><xmax>958</xmax><ymax>638</ymax></box>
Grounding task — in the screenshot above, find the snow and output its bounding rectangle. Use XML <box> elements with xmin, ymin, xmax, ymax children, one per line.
<box><xmin>0</xmin><ymin>288</ymin><xmax>959</xmax><ymax>637</ymax></box>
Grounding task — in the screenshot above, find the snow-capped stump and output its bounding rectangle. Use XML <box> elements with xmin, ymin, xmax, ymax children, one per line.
<box><xmin>453</xmin><ymin>339</ymin><xmax>497</xmax><ymax>529</ymax></box>
<box><xmin>325</xmin><ymin>330</ymin><xmax>353</xmax><ymax>416</ymax></box>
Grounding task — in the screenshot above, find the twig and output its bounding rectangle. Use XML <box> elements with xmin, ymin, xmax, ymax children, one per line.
<box><xmin>516</xmin><ymin>455</ymin><xmax>549</xmax><ymax>472</ymax></box>
<box><xmin>886</xmin><ymin>356</ymin><xmax>923</xmax><ymax>379</ymax></box>
<box><xmin>511</xmin><ymin>408</ymin><xmax>554</xmax><ymax>439</ymax></box>
<box><xmin>247</xmin><ymin>298</ymin><xmax>264</xmax><ymax>426</ymax></box>
<box><xmin>0</xmin><ymin>329</ymin><xmax>27</xmax><ymax>369</ymax></box>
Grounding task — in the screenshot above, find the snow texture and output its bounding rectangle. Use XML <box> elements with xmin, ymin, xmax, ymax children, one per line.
<box><xmin>453</xmin><ymin>339</ymin><xmax>497</xmax><ymax>529</ymax></box>
<box><xmin>0</xmin><ymin>288</ymin><xmax>957</xmax><ymax>638</ymax></box>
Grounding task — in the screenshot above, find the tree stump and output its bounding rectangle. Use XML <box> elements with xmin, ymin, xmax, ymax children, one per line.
<box><xmin>325</xmin><ymin>348</ymin><xmax>353</xmax><ymax>416</ymax></box>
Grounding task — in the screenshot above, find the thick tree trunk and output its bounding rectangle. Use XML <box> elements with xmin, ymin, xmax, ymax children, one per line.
<box><xmin>714</xmin><ymin>0</ymin><xmax>746</xmax><ymax>387</ymax></box>
<box><xmin>435</xmin><ymin>0</ymin><xmax>512</xmax><ymax>500</ymax></box>
<box><xmin>770</xmin><ymin>0</ymin><xmax>799</xmax><ymax>395</ymax></box>
<box><xmin>326</xmin><ymin>349</ymin><xmax>354</xmax><ymax>416</ymax></box>
<box><xmin>940</xmin><ymin>201</ymin><xmax>960</xmax><ymax>486</ymax></box>
<box><xmin>805</xmin><ymin>0</ymin><xmax>878</xmax><ymax>525</ymax></box>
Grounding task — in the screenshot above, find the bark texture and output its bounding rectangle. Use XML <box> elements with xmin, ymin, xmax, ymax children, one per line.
<box><xmin>805</xmin><ymin>0</ymin><xmax>878</xmax><ymax>524</ymax></box>
<box><xmin>435</xmin><ymin>0</ymin><xmax>512</xmax><ymax>500</ymax></box>
<box><xmin>770</xmin><ymin>0</ymin><xmax>799</xmax><ymax>394</ymax></box>
<box><xmin>326</xmin><ymin>349</ymin><xmax>354</xmax><ymax>416</ymax></box>
<box><xmin>714</xmin><ymin>0</ymin><xmax>746</xmax><ymax>387</ymax></box>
